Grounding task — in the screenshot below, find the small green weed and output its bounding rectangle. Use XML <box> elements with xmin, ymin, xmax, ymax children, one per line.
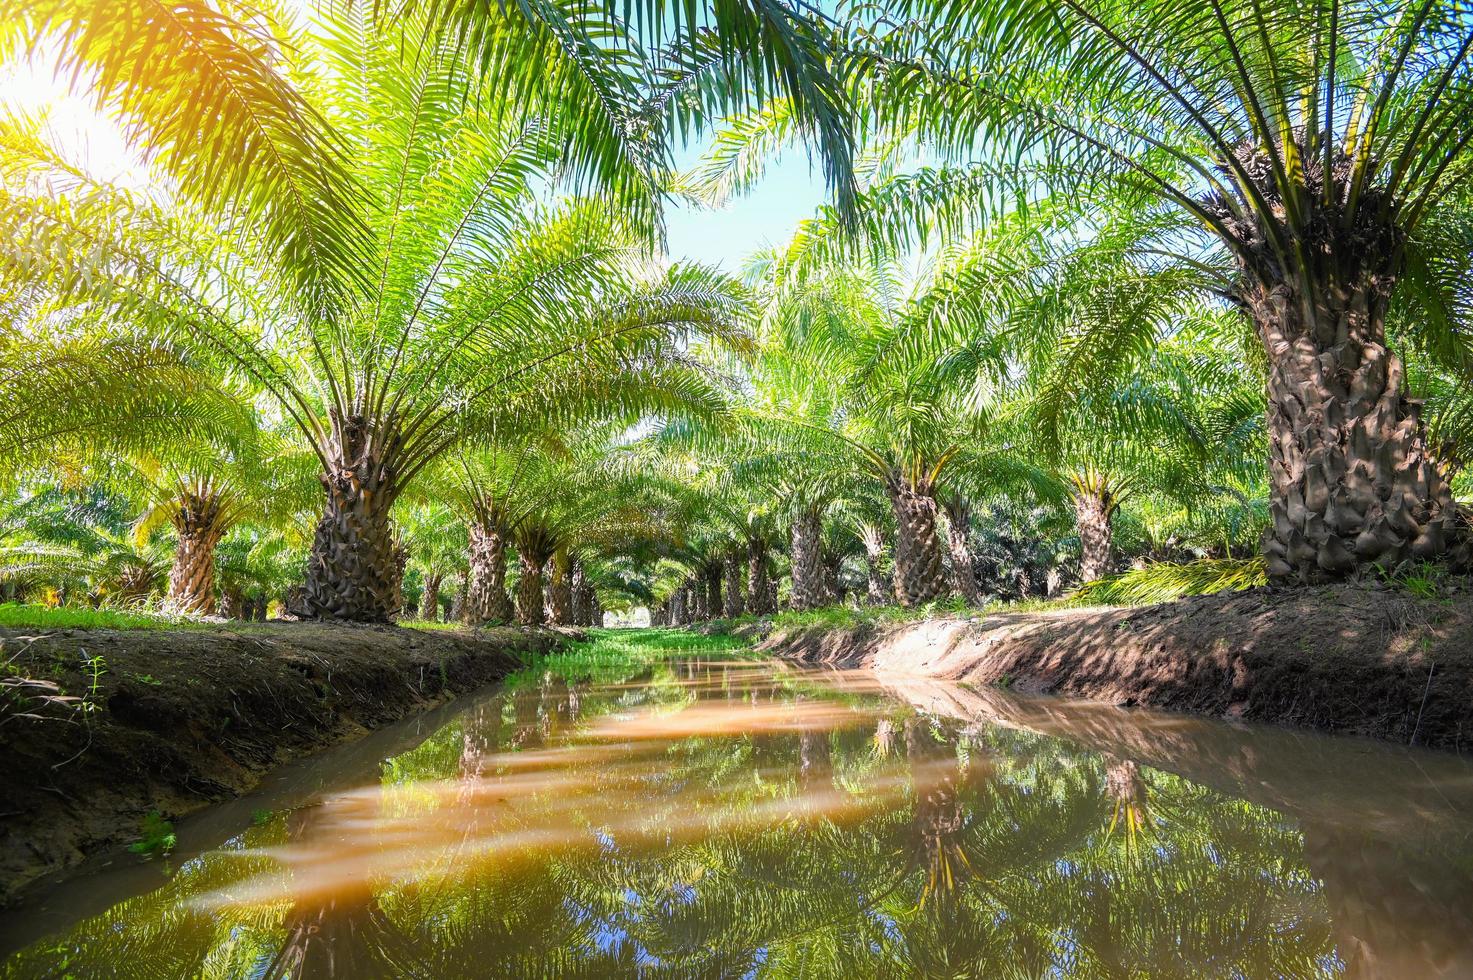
<box><xmin>128</xmin><ymin>811</ymin><xmax>176</xmax><ymax>858</ymax></box>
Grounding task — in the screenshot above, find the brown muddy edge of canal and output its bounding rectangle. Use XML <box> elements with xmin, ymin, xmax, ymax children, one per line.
<box><xmin>0</xmin><ymin>622</ymin><xmax>574</xmax><ymax>906</ymax></box>
<box><xmin>752</xmin><ymin>583</ymin><xmax>1473</xmax><ymax>755</ymax></box>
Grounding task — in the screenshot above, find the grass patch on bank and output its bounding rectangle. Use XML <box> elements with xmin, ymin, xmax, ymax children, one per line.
<box><xmin>509</xmin><ymin>627</ymin><xmax>757</xmax><ymax>687</ymax></box>
<box><xmin>0</xmin><ymin>603</ymin><xmax>207</xmax><ymax>631</ymax></box>
<box><xmin>398</xmin><ymin>618</ymin><xmax>470</xmax><ymax>632</ymax></box>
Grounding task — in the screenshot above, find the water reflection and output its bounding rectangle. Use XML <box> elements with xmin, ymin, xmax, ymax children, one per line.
<box><xmin>6</xmin><ymin>645</ymin><xmax>1472</xmax><ymax>978</ymax></box>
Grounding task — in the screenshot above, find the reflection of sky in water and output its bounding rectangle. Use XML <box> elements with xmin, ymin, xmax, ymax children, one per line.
<box><xmin>5</xmin><ymin>641</ymin><xmax>1473</xmax><ymax>978</ymax></box>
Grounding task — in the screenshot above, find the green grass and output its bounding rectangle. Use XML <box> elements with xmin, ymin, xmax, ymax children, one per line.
<box><xmin>507</xmin><ymin>627</ymin><xmax>756</xmax><ymax>688</ymax></box>
<box><xmin>0</xmin><ymin>603</ymin><xmax>207</xmax><ymax>631</ymax></box>
<box><xmin>398</xmin><ymin>618</ymin><xmax>473</xmax><ymax>632</ymax></box>
<box><xmin>708</xmin><ymin>594</ymin><xmax>1070</xmax><ymax>634</ymax></box>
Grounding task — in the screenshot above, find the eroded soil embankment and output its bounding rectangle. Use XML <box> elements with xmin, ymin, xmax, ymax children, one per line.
<box><xmin>758</xmin><ymin>584</ymin><xmax>1473</xmax><ymax>752</ymax></box>
<box><xmin>0</xmin><ymin>623</ymin><xmax>567</xmax><ymax>904</ymax></box>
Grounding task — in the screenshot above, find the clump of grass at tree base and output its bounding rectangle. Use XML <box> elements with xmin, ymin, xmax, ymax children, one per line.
<box><xmin>128</xmin><ymin>811</ymin><xmax>176</xmax><ymax>858</ymax></box>
<box><xmin>1375</xmin><ymin>560</ymin><xmax>1460</xmax><ymax>600</ymax></box>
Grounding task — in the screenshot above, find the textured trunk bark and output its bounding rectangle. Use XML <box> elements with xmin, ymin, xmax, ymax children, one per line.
<box><xmin>300</xmin><ymin>415</ymin><xmax>403</xmax><ymax>622</ymax></box>
<box><xmin>253</xmin><ymin>595</ymin><xmax>269</xmax><ymax>621</ymax></box>
<box><xmin>723</xmin><ymin>556</ymin><xmax>744</xmax><ymax>617</ymax></box>
<box><xmin>789</xmin><ymin>509</ymin><xmax>825</xmax><ymax>610</ymax></box>
<box><xmin>418</xmin><ymin>572</ymin><xmax>442</xmax><ymax>621</ymax></box>
<box><xmin>704</xmin><ymin>563</ymin><xmax>722</xmax><ymax>621</ymax></box>
<box><xmin>167</xmin><ymin>490</ymin><xmax>227</xmax><ymax>615</ymax></box>
<box><xmin>668</xmin><ymin>585</ymin><xmax>687</xmax><ymax>626</ymax></box>
<box><xmin>548</xmin><ymin>549</ymin><xmax>573</xmax><ymax>625</ymax></box>
<box><xmin>448</xmin><ymin>574</ymin><xmax>467</xmax><ymax>623</ymax></box>
<box><xmin>393</xmin><ymin>543</ymin><xmax>408</xmax><ymax>620</ymax></box>
<box><xmin>689</xmin><ymin>575</ymin><xmax>708</xmax><ymax>622</ymax></box>
<box><xmin>1242</xmin><ymin>269</ymin><xmax>1459</xmax><ymax>582</ymax></box>
<box><xmin>576</xmin><ymin>582</ymin><xmax>598</xmax><ymax>626</ymax></box>
<box><xmin>822</xmin><ymin>550</ymin><xmax>845</xmax><ymax>604</ymax></box>
<box><xmin>746</xmin><ymin>537</ymin><xmax>773</xmax><ymax>615</ymax></box>
<box><xmin>858</xmin><ymin>523</ymin><xmax>889</xmax><ymax>605</ymax></box>
<box><xmin>570</xmin><ymin>560</ymin><xmax>589</xmax><ymax>626</ymax></box>
<box><xmin>887</xmin><ymin>478</ymin><xmax>947</xmax><ymax>607</ymax></box>
<box><xmin>1073</xmin><ymin>489</ymin><xmax>1115</xmax><ymax>583</ymax></box>
<box><xmin>218</xmin><ymin>587</ymin><xmax>244</xmax><ymax>620</ymax></box>
<box><xmin>941</xmin><ymin>497</ymin><xmax>983</xmax><ymax>606</ymax></box>
<box><xmin>464</xmin><ymin>521</ymin><xmax>513</xmax><ymax>625</ymax></box>
<box><xmin>515</xmin><ymin>550</ymin><xmax>547</xmax><ymax>626</ymax></box>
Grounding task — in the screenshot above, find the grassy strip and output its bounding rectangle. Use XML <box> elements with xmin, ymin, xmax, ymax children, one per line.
<box><xmin>507</xmin><ymin>627</ymin><xmax>756</xmax><ymax>687</ymax></box>
<box><xmin>0</xmin><ymin>603</ymin><xmax>209</xmax><ymax>631</ymax></box>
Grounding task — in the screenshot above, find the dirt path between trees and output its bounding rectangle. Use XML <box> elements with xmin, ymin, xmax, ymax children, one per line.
<box><xmin>0</xmin><ymin>622</ymin><xmax>567</xmax><ymax>905</ymax></box>
<box><xmin>756</xmin><ymin>584</ymin><xmax>1473</xmax><ymax>753</ymax></box>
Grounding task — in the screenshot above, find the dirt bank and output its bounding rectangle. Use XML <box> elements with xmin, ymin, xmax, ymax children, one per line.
<box><xmin>0</xmin><ymin>622</ymin><xmax>567</xmax><ymax>904</ymax></box>
<box><xmin>758</xmin><ymin>583</ymin><xmax>1473</xmax><ymax>752</ymax></box>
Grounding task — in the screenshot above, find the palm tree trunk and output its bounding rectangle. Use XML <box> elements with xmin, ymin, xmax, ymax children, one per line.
<box><xmin>548</xmin><ymin>548</ymin><xmax>573</xmax><ymax>625</ymax></box>
<box><xmin>858</xmin><ymin>522</ymin><xmax>889</xmax><ymax>605</ymax></box>
<box><xmin>746</xmin><ymin>536</ymin><xmax>773</xmax><ymax>614</ymax></box>
<box><xmin>941</xmin><ymin>496</ymin><xmax>983</xmax><ymax>606</ymax></box>
<box><xmin>167</xmin><ymin>490</ymin><xmax>227</xmax><ymax>615</ymax></box>
<box><xmin>789</xmin><ymin>508</ymin><xmax>825</xmax><ymax>610</ymax></box>
<box><xmin>723</xmin><ymin>555</ymin><xmax>744</xmax><ymax>617</ymax></box>
<box><xmin>418</xmin><ymin>571</ymin><xmax>442</xmax><ymax>621</ymax></box>
<box><xmin>669</xmin><ymin>585</ymin><xmax>687</xmax><ymax>625</ymax></box>
<box><xmin>1242</xmin><ymin>263</ymin><xmax>1460</xmax><ymax>582</ymax></box>
<box><xmin>515</xmin><ymin>550</ymin><xmax>546</xmax><ymax>626</ymax></box>
<box><xmin>704</xmin><ymin>562</ymin><xmax>722</xmax><ymax>621</ymax></box>
<box><xmin>822</xmin><ymin>548</ymin><xmax>846</xmax><ymax>604</ymax></box>
<box><xmin>887</xmin><ymin>477</ymin><xmax>947</xmax><ymax>607</ymax></box>
<box><xmin>689</xmin><ymin>574</ymin><xmax>708</xmax><ymax>621</ymax></box>
<box><xmin>1073</xmin><ymin>488</ymin><xmax>1115</xmax><ymax>583</ymax></box>
<box><xmin>570</xmin><ymin>559</ymin><xmax>589</xmax><ymax>625</ymax></box>
<box><xmin>449</xmin><ymin>574</ymin><xmax>467</xmax><ymax>623</ymax></box>
<box><xmin>218</xmin><ymin>586</ymin><xmax>244</xmax><ymax>620</ymax></box>
<box><xmin>300</xmin><ymin>415</ymin><xmax>403</xmax><ymax>622</ymax></box>
<box><xmin>464</xmin><ymin>521</ymin><xmax>512</xmax><ymax>625</ymax></box>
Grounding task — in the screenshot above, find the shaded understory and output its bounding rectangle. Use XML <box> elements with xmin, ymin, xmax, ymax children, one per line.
<box><xmin>0</xmin><ymin>622</ymin><xmax>567</xmax><ymax>904</ymax></box>
<box><xmin>752</xmin><ymin>582</ymin><xmax>1473</xmax><ymax>751</ymax></box>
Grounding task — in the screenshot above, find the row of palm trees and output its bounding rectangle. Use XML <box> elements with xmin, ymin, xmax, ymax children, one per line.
<box><xmin>4</xmin><ymin>0</ymin><xmax>1473</xmax><ymax>621</ymax></box>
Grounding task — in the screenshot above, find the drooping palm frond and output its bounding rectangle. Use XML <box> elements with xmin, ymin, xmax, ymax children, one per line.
<box><xmin>1067</xmin><ymin>557</ymin><xmax>1268</xmax><ymax>607</ymax></box>
<box><xmin>8</xmin><ymin>0</ymin><xmax>370</xmax><ymax>311</ymax></box>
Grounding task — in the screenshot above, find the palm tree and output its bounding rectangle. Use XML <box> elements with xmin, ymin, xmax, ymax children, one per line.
<box><xmin>1012</xmin><ymin>295</ymin><xmax>1266</xmax><ymax>583</ymax></box>
<box><xmin>2</xmin><ymin>329</ymin><xmax>328</xmax><ymax>614</ymax></box>
<box><xmin>726</xmin><ymin>247</ymin><xmax>1014</xmax><ymax>607</ymax></box>
<box><xmin>2</xmin><ymin>11</ymin><xmax>745</xmax><ymax>621</ymax></box>
<box><xmin>842</xmin><ymin>0</ymin><xmax>1473</xmax><ymax>581</ymax></box>
<box><xmin>0</xmin><ymin>486</ymin><xmax>171</xmax><ymax>606</ymax></box>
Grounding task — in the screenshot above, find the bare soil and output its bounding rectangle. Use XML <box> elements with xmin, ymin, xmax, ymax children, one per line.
<box><xmin>0</xmin><ymin>622</ymin><xmax>567</xmax><ymax>905</ymax></box>
<box><xmin>756</xmin><ymin>583</ymin><xmax>1473</xmax><ymax>753</ymax></box>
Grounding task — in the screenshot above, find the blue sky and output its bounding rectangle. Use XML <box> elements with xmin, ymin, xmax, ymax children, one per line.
<box><xmin>662</xmin><ymin>145</ymin><xmax>828</xmax><ymax>274</ymax></box>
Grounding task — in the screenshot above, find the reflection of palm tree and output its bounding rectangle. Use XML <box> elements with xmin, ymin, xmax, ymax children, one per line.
<box><xmin>902</xmin><ymin>717</ymin><xmax>971</xmax><ymax>911</ymax></box>
<box><xmin>261</xmin><ymin>806</ymin><xmax>420</xmax><ymax>980</ymax></box>
<box><xmin>1104</xmin><ymin>758</ymin><xmax>1153</xmax><ymax>858</ymax></box>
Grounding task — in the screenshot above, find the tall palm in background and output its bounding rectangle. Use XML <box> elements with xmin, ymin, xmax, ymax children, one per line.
<box><xmin>842</xmin><ymin>0</ymin><xmax>1473</xmax><ymax>582</ymax></box>
<box><xmin>2</xmin><ymin>8</ymin><xmax>747</xmax><ymax>621</ymax></box>
<box><xmin>1</xmin><ymin>330</ymin><xmax>319</xmax><ymax>613</ymax></box>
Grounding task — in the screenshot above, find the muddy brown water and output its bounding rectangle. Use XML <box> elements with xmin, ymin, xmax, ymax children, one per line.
<box><xmin>3</xmin><ymin>642</ymin><xmax>1472</xmax><ymax>978</ymax></box>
